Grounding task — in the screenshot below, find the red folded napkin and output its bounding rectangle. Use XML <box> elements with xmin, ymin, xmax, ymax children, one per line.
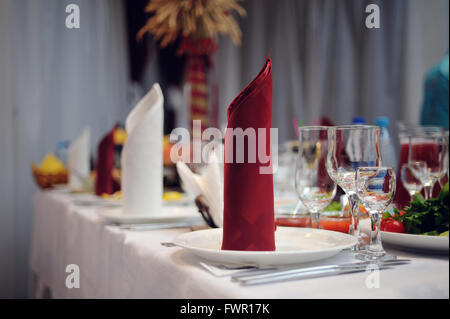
<box><xmin>222</xmin><ymin>57</ymin><xmax>276</xmax><ymax>251</ymax></box>
<box><xmin>319</xmin><ymin>116</ymin><xmax>334</xmax><ymax>127</ymax></box>
<box><xmin>95</xmin><ymin>127</ymin><xmax>119</xmax><ymax>196</ymax></box>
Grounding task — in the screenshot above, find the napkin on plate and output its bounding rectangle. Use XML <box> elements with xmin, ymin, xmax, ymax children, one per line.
<box><xmin>95</xmin><ymin>126</ymin><xmax>119</xmax><ymax>196</ymax></box>
<box><xmin>121</xmin><ymin>83</ymin><xmax>164</xmax><ymax>215</ymax></box>
<box><xmin>222</xmin><ymin>57</ymin><xmax>276</xmax><ymax>251</ymax></box>
<box><xmin>176</xmin><ymin>145</ymin><xmax>224</xmax><ymax>227</ymax></box>
<box><xmin>176</xmin><ymin>162</ymin><xmax>203</xmax><ymax>198</ymax></box>
<box><xmin>68</xmin><ymin>127</ymin><xmax>91</xmax><ymax>191</ymax></box>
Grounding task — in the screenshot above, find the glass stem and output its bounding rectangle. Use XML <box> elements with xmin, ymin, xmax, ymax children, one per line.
<box><xmin>423</xmin><ymin>185</ymin><xmax>433</xmax><ymax>200</ymax></box>
<box><xmin>293</xmin><ymin>200</ymin><xmax>304</xmax><ymax>215</ymax></box>
<box><xmin>348</xmin><ymin>193</ymin><xmax>360</xmax><ymax>237</ymax></box>
<box><xmin>310</xmin><ymin>211</ymin><xmax>320</xmax><ymax>229</ymax></box>
<box><xmin>369</xmin><ymin>212</ymin><xmax>385</xmax><ymax>257</ymax></box>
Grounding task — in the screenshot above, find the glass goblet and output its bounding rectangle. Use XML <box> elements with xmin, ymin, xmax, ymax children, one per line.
<box><xmin>295</xmin><ymin>126</ymin><xmax>337</xmax><ymax>229</ymax></box>
<box><xmin>408</xmin><ymin>127</ymin><xmax>446</xmax><ymax>199</ymax></box>
<box><xmin>400</xmin><ymin>163</ymin><xmax>423</xmax><ymax>201</ymax></box>
<box><xmin>438</xmin><ymin>132</ymin><xmax>449</xmax><ymax>188</ymax></box>
<box><xmin>326</xmin><ymin>125</ymin><xmax>381</xmax><ymax>250</ymax></box>
<box><xmin>356</xmin><ymin>167</ymin><xmax>396</xmax><ymax>261</ymax></box>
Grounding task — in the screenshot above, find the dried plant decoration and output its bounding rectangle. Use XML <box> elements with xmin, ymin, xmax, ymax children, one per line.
<box><xmin>137</xmin><ymin>0</ymin><xmax>246</xmax><ymax>48</ymax></box>
<box><xmin>137</xmin><ymin>0</ymin><xmax>246</xmax><ymax>131</ymax></box>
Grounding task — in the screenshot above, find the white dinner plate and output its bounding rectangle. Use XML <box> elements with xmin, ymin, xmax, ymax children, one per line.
<box><xmin>96</xmin><ymin>205</ymin><xmax>202</xmax><ymax>225</ymax></box>
<box><xmin>359</xmin><ymin>218</ymin><xmax>448</xmax><ymax>253</ymax></box>
<box><xmin>50</xmin><ymin>184</ymin><xmax>70</xmax><ymax>192</ymax></box>
<box><xmin>163</xmin><ymin>195</ymin><xmax>193</xmax><ymax>206</ymax></box>
<box><xmin>174</xmin><ymin>227</ymin><xmax>357</xmax><ymax>266</ymax></box>
<box><xmin>72</xmin><ymin>195</ymin><xmax>121</xmax><ymax>207</ymax></box>
<box><xmin>74</xmin><ymin>194</ymin><xmax>192</xmax><ymax>208</ymax></box>
<box><xmin>380</xmin><ymin>231</ymin><xmax>449</xmax><ymax>253</ymax></box>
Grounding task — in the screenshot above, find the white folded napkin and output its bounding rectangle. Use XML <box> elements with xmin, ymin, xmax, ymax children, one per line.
<box><xmin>176</xmin><ymin>162</ymin><xmax>203</xmax><ymax>198</ymax></box>
<box><xmin>68</xmin><ymin>127</ymin><xmax>91</xmax><ymax>191</ymax></box>
<box><xmin>121</xmin><ymin>83</ymin><xmax>164</xmax><ymax>216</ymax></box>
<box><xmin>176</xmin><ymin>145</ymin><xmax>224</xmax><ymax>227</ymax></box>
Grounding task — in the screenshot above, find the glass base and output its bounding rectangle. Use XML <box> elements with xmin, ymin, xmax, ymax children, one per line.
<box><xmin>349</xmin><ymin>232</ymin><xmax>370</xmax><ymax>251</ymax></box>
<box><xmin>350</xmin><ymin>243</ymin><xmax>366</xmax><ymax>252</ymax></box>
<box><xmin>355</xmin><ymin>252</ymin><xmax>397</xmax><ymax>262</ymax></box>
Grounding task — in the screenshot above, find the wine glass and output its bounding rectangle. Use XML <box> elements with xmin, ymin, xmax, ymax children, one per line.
<box><xmin>408</xmin><ymin>160</ymin><xmax>429</xmax><ymax>197</ymax></box>
<box><xmin>295</xmin><ymin>126</ymin><xmax>337</xmax><ymax>229</ymax></box>
<box><xmin>400</xmin><ymin>163</ymin><xmax>423</xmax><ymax>201</ymax></box>
<box><xmin>274</xmin><ymin>142</ymin><xmax>297</xmax><ymax>199</ymax></box>
<box><xmin>356</xmin><ymin>167</ymin><xmax>396</xmax><ymax>261</ymax></box>
<box><xmin>408</xmin><ymin>127</ymin><xmax>446</xmax><ymax>199</ymax></box>
<box><xmin>395</xmin><ymin>124</ymin><xmax>443</xmax><ymax>208</ymax></box>
<box><xmin>438</xmin><ymin>131</ymin><xmax>449</xmax><ymax>188</ymax></box>
<box><xmin>326</xmin><ymin>125</ymin><xmax>381</xmax><ymax>250</ymax></box>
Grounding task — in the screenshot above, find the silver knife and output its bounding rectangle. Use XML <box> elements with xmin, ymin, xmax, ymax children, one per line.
<box><xmin>237</xmin><ymin>265</ymin><xmax>391</xmax><ymax>286</ymax></box>
<box><xmin>233</xmin><ymin>259</ymin><xmax>410</xmax><ymax>286</ymax></box>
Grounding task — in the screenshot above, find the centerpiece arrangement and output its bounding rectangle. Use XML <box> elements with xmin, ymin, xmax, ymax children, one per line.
<box><xmin>137</xmin><ymin>0</ymin><xmax>246</xmax><ymax>130</ymax></box>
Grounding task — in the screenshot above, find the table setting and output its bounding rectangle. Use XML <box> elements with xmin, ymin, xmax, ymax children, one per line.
<box><xmin>0</xmin><ymin>0</ymin><xmax>445</xmax><ymax>305</ymax></box>
<box><xmin>29</xmin><ymin>54</ymin><xmax>449</xmax><ymax>299</ymax></box>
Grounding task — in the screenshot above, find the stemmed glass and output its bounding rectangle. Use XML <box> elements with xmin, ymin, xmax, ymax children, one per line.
<box><xmin>295</xmin><ymin>126</ymin><xmax>337</xmax><ymax>229</ymax></box>
<box><xmin>273</xmin><ymin>142</ymin><xmax>297</xmax><ymax>199</ymax></box>
<box><xmin>400</xmin><ymin>163</ymin><xmax>423</xmax><ymax>201</ymax></box>
<box><xmin>326</xmin><ymin>125</ymin><xmax>381</xmax><ymax>250</ymax></box>
<box><xmin>408</xmin><ymin>127</ymin><xmax>446</xmax><ymax>199</ymax></box>
<box><xmin>395</xmin><ymin>125</ymin><xmax>444</xmax><ymax>208</ymax></box>
<box><xmin>438</xmin><ymin>131</ymin><xmax>449</xmax><ymax>188</ymax></box>
<box><xmin>356</xmin><ymin>167</ymin><xmax>396</xmax><ymax>261</ymax></box>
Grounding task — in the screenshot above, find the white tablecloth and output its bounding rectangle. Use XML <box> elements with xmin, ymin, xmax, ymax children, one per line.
<box><xmin>30</xmin><ymin>190</ymin><xmax>449</xmax><ymax>299</ymax></box>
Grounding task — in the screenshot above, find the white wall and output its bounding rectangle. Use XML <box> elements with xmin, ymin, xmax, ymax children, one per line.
<box><xmin>215</xmin><ymin>0</ymin><xmax>449</xmax><ymax>141</ymax></box>
<box><xmin>419</xmin><ymin>0</ymin><xmax>449</xmax><ymax>70</ymax></box>
<box><xmin>0</xmin><ymin>0</ymin><xmax>131</xmax><ymax>298</ymax></box>
<box><xmin>401</xmin><ymin>0</ymin><xmax>449</xmax><ymax>124</ymax></box>
<box><xmin>0</xmin><ymin>0</ymin><xmax>16</xmax><ymax>299</ymax></box>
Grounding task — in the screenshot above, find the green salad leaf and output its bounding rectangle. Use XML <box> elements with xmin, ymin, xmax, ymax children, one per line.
<box><xmin>323</xmin><ymin>201</ymin><xmax>342</xmax><ymax>212</ymax></box>
<box><xmin>389</xmin><ymin>182</ymin><xmax>449</xmax><ymax>235</ymax></box>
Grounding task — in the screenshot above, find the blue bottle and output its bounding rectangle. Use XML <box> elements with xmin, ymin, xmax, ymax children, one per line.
<box><xmin>375</xmin><ymin>116</ymin><xmax>397</xmax><ymax>172</ymax></box>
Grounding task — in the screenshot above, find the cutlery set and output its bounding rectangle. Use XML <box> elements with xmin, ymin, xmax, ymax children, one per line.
<box><xmin>196</xmin><ymin>256</ymin><xmax>411</xmax><ymax>286</ymax></box>
<box><xmin>230</xmin><ymin>259</ymin><xmax>411</xmax><ymax>286</ymax></box>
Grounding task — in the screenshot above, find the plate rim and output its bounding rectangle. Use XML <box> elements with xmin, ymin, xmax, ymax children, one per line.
<box><xmin>174</xmin><ymin>226</ymin><xmax>358</xmax><ymax>255</ymax></box>
<box><xmin>360</xmin><ymin>219</ymin><xmax>449</xmax><ymax>251</ymax></box>
<box><xmin>381</xmin><ymin>230</ymin><xmax>449</xmax><ymax>240</ymax></box>
<box><xmin>97</xmin><ymin>205</ymin><xmax>201</xmax><ymax>224</ymax></box>
<box><xmin>381</xmin><ymin>230</ymin><xmax>449</xmax><ymax>252</ymax></box>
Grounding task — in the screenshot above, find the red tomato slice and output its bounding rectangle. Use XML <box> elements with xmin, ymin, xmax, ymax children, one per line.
<box><xmin>382</xmin><ymin>219</ymin><xmax>406</xmax><ymax>233</ymax></box>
